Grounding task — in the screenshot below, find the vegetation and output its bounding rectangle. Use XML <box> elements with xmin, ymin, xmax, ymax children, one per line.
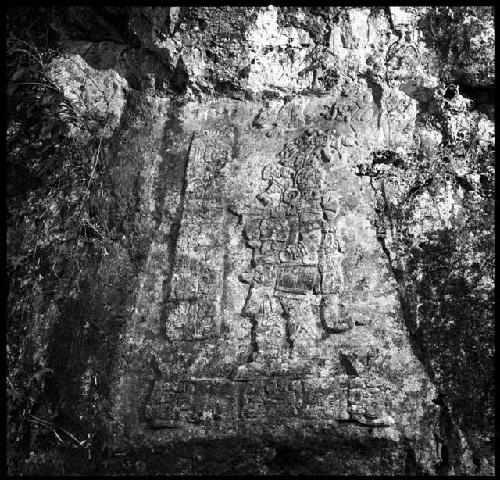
<box><xmin>6</xmin><ymin>5</ymin><xmax>494</xmax><ymax>475</ymax></box>
<box><xmin>6</xmin><ymin>7</ymin><xmax>125</xmax><ymax>474</ymax></box>
<box><xmin>370</xmin><ymin>83</ymin><xmax>495</xmax><ymax>468</ymax></box>
<box><xmin>420</xmin><ymin>6</ymin><xmax>495</xmax><ymax>87</ymax></box>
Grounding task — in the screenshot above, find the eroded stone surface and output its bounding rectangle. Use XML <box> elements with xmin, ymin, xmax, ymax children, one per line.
<box><xmin>110</xmin><ymin>113</ymin><xmax>441</xmax><ymax>473</ymax></box>
<box><xmin>101</xmin><ymin>8</ymin><xmax>493</xmax><ymax>474</ymax></box>
<box><xmin>8</xmin><ymin>5</ymin><xmax>494</xmax><ymax>476</ymax></box>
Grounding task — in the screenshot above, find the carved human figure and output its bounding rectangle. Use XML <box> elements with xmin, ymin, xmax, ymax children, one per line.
<box><xmin>240</xmin><ymin>131</ymin><xmax>352</xmax><ymax>366</ymax></box>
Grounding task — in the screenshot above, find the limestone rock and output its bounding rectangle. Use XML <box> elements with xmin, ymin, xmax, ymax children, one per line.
<box><xmin>7</xmin><ymin>5</ymin><xmax>494</xmax><ymax>477</ymax></box>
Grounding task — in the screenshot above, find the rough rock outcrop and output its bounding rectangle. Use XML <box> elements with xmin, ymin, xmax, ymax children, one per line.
<box><xmin>7</xmin><ymin>6</ymin><xmax>494</xmax><ymax>475</ymax></box>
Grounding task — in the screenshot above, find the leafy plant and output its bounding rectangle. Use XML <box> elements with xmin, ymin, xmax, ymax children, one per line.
<box><xmin>6</xmin><ymin>7</ymin><xmax>119</xmax><ymax>474</ymax></box>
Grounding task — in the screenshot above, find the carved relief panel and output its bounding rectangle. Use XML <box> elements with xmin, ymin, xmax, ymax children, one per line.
<box><xmin>238</xmin><ymin>129</ymin><xmax>354</xmax><ymax>363</ymax></box>
<box><xmin>165</xmin><ymin>130</ymin><xmax>233</xmax><ymax>342</ymax></box>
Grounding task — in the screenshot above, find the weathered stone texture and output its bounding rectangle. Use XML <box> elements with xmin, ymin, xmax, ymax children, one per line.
<box><xmin>8</xmin><ymin>5</ymin><xmax>494</xmax><ymax>476</ymax></box>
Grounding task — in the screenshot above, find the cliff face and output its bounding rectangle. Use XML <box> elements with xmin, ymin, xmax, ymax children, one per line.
<box><xmin>6</xmin><ymin>7</ymin><xmax>494</xmax><ymax>475</ymax></box>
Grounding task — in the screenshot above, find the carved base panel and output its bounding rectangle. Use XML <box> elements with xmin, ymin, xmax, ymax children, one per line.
<box><xmin>144</xmin><ymin>376</ymin><xmax>351</xmax><ymax>436</ymax></box>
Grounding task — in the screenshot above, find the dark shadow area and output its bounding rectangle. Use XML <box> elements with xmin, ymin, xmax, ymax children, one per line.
<box><xmin>405</xmin><ymin>228</ymin><xmax>495</xmax><ymax>436</ymax></box>
<box><xmin>367</xmin><ymin>141</ymin><xmax>495</xmax><ymax>473</ymax></box>
<box><xmin>157</xmin><ymin>104</ymin><xmax>192</xmax><ymax>339</ymax></box>
<box><xmin>456</xmin><ymin>83</ymin><xmax>495</xmax><ymax>121</ymax></box>
<box><xmin>99</xmin><ymin>433</ymin><xmax>414</xmax><ymax>475</ymax></box>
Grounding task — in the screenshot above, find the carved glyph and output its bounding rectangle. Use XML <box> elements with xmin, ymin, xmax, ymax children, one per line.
<box><xmin>164</xmin><ymin>130</ymin><xmax>233</xmax><ymax>342</ymax></box>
